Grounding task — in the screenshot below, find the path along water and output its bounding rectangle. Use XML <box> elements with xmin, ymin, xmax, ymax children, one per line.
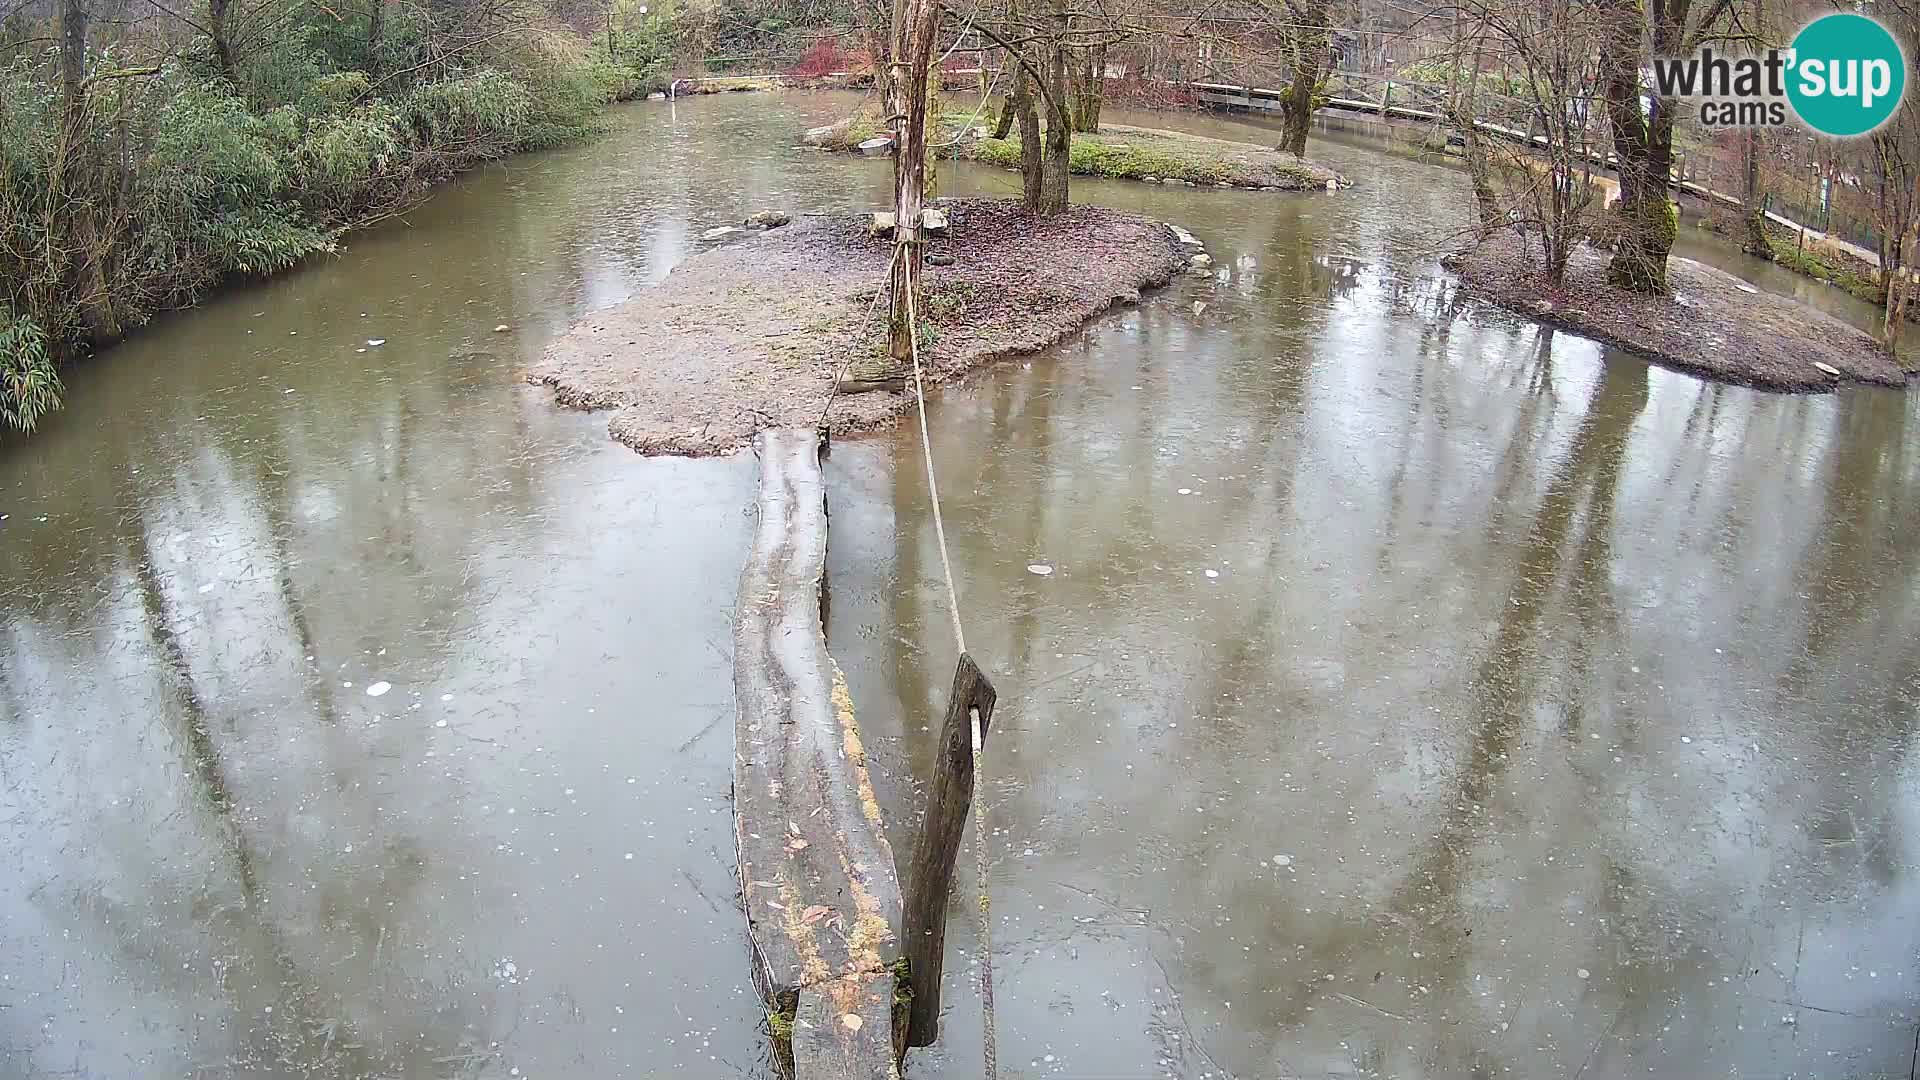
<box><xmin>1</xmin><ymin>91</ymin><xmax>1916</xmax><ymax>1079</ymax></box>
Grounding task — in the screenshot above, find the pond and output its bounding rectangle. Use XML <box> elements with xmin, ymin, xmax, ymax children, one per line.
<box><xmin>2</xmin><ymin>90</ymin><xmax>1916</xmax><ymax>1079</ymax></box>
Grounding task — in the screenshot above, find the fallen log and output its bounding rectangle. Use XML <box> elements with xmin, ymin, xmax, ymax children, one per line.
<box><xmin>734</xmin><ymin>428</ymin><xmax>906</xmax><ymax>1079</ymax></box>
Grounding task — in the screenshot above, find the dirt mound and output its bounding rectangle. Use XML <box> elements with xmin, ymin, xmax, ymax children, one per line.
<box><xmin>1446</xmin><ymin>234</ymin><xmax>1905</xmax><ymax>392</ymax></box>
<box><xmin>530</xmin><ymin>199</ymin><xmax>1186</xmax><ymax>455</ymax></box>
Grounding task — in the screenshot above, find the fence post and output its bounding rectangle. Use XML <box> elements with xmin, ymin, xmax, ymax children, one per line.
<box><xmin>901</xmin><ymin>653</ymin><xmax>997</xmax><ymax>1048</ymax></box>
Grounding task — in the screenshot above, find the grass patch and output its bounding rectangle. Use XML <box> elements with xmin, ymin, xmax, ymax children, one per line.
<box><xmin>955</xmin><ymin>125</ymin><xmax>1338</xmax><ymax>190</ymax></box>
<box><xmin>1768</xmin><ymin>239</ymin><xmax>1883</xmax><ymax>305</ymax></box>
<box><xmin>690</xmin><ymin>75</ymin><xmax>779</xmax><ymax>93</ymax></box>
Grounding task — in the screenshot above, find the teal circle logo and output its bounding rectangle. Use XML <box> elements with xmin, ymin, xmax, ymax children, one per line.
<box><xmin>1786</xmin><ymin>13</ymin><xmax>1906</xmax><ymax>137</ymax></box>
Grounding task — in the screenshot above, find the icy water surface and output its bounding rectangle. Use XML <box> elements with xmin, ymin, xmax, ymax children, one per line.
<box><xmin>3</xmin><ymin>91</ymin><xmax>1917</xmax><ymax>1079</ymax></box>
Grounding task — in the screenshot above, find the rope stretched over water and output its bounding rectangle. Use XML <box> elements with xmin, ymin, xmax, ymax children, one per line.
<box><xmin>814</xmin><ymin>221</ymin><xmax>997</xmax><ymax>1078</ymax></box>
<box><xmin>904</xmin><ymin>265</ymin><xmax>998</xmax><ymax>1080</ymax></box>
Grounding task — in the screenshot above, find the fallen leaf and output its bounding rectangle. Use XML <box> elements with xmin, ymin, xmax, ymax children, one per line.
<box><xmin>787</xmin><ymin>838</ymin><xmax>810</xmax><ymax>852</ymax></box>
<box><xmin>801</xmin><ymin>905</ymin><xmax>831</xmax><ymax>924</ymax></box>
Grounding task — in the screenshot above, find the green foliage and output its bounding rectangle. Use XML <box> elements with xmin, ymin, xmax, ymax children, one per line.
<box><xmin>0</xmin><ymin>309</ymin><xmax>59</xmax><ymax>435</ymax></box>
<box><xmin>241</xmin><ymin>24</ymin><xmax>332</xmax><ymax>110</ymax></box>
<box><xmin>294</xmin><ymin>100</ymin><xmax>408</xmax><ymax>217</ymax></box>
<box><xmin>141</xmin><ymin>83</ymin><xmax>331</xmax><ymax>278</ymax></box>
<box><xmin>0</xmin><ymin>8</ymin><xmax>630</xmax><ymax>435</ymax></box>
<box><xmin>1066</xmin><ymin>138</ymin><xmax>1234</xmax><ymax>183</ymax></box>
<box><xmin>601</xmin><ymin>5</ymin><xmax>677</xmax><ymax>96</ymax></box>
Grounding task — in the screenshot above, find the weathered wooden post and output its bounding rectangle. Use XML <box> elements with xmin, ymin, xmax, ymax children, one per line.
<box><xmin>900</xmin><ymin>653</ymin><xmax>997</xmax><ymax>1047</ymax></box>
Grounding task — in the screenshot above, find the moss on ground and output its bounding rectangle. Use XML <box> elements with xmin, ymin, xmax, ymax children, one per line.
<box><xmin>958</xmin><ymin>124</ymin><xmax>1338</xmax><ymax>189</ymax></box>
<box><xmin>765</xmin><ymin>989</ymin><xmax>798</xmax><ymax>1077</ymax></box>
<box><xmin>1767</xmin><ymin>240</ymin><xmax>1884</xmax><ymax>305</ymax></box>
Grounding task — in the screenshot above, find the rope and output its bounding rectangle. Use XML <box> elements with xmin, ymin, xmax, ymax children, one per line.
<box><xmin>814</xmin><ymin>214</ymin><xmax>999</xmax><ymax>1076</ymax></box>
<box><xmin>935</xmin><ymin>70</ymin><xmax>1003</xmax><ymax>149</ymax></box>
<box><xmin>903</xmin><ymin>258</ymin><xmax>965</xmax><ymax>658</ymax></box>
<box><xmin>815</xmin><ymin>244</ymin><xmax>905</xmax><ymax>434</ymax></box>
<box><xmin>904</xmin><ymin>250</ymin><xmax>997</xmax><ymax>1080</ymax></box>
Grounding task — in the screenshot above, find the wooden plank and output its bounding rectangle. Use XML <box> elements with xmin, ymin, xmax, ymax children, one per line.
<box><xmin>901</xmin><ymin>653</ymin><xmax>997</xmax><ymax>1048</ymax></box>
<box><xmin>734</xmin><ymin>428</ymin><xmax>903</xmax><ymax>1077</ymax></box>
<box><xmin>792</xmin><ymin>973</ymin><xmax>903</xmax><ymax>1080</ymax></box>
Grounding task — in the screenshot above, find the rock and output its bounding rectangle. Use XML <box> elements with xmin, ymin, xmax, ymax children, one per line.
<box><xmin>869</xmin><ymin>212</ymin><xmax>895</xmax><ymax>238</ymax></box>
<box><xmin>922</xmin><ymin>208</ymin><xmax>949</xmax><ymax>236</ymax></box>
<box><xmin>1325</xmin><ymin>178</ymin><xmax>1339</xmax><ymax>192</ymax></box>
<box><xmin>927</xmin><ymin>252</ymin><xmax>955</xmax><ymax>267</ymax></box>
<box><xmin>645</xmin><ymin>91</ymin><xmax>666</xmax><ymax>101</ymax></box>
<box><xmin>1813</xmin><ymin>361</ymin><xmax>1842</xmax><ymax>377</ymax></box>
<box><xmin>1188</xmin><ymin>253</ymin><xmax>1213</xmax><ymax>272</ymax></box>
<box><xmin>973</xmin><ymin>126</ymin><xmax>990</xmax><ymax>138</ymax></box>
<box><xmin>701</xmin><ymin>226</ymin><xmax>745</xmax><ymax>242</ymax></box>
<box><xmin>802</xmin><ymin>124</ymin><xmax>838</xmax><ymax>146</ymax></box>
<box><xmin>745</xmin><ymin>210</ymin><xmax>791</xmax><ymax>229</ymax></box>
<box><xmin>1142</xmin><ymin>176</ymin><xmax>1160</xmax><ymax>183</ymax></box>
<box><xmin>857</xmin><ymin>135</ymin><xmax>895</xmax><ymax>157</ymax></box>
<box><xmin>493</xmin><ymin>324</ymin><xmax>511</xmax><ymax>333</ymax></box>
<box><xmin>1166</xmin><ymin>223</ymin><xmax>1202</xmax><ymax>249</ymax></box>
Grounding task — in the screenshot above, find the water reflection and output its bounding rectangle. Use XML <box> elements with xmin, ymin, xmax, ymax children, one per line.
<box><xmin>3</xmin><ymin>89</ymin><xmax>1915</xmax><ymax>1080</ymax></box>
<box><xmin>839</xmin><ymin>152</ymin><xmax>1920</xmax><ymax>1077</ymax></box>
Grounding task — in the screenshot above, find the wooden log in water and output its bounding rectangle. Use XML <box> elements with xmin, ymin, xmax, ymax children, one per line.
<box><xmin>734</xmin><ymin>427</ymin><xmax>904</xmax><ymax>1079</ymax></box>
<box><xmin>901</xmin><ymin>652</ymin><xmax>997</xmax><ymax>1048</ymax></box>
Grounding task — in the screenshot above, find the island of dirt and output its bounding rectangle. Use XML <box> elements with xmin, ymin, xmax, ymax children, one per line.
<box><xmin>1446</xmin><ymin>234</ymin><xmax>1907</xmax><ymax>392</ymax></box>
<box><xmin>530</xmin><ymin>198</ymin><xmax>1187</xmax><ymax>456</ymax></box>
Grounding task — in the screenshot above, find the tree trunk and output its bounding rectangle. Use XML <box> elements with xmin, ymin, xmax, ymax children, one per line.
<box><xmin>991</xmin><ymin>89</ymin><xmax>1015</xmax><ymax>139</ymax></box>
<box><xmin>869</xmin><ymin>22</ymin><xmax>892</xmax><ymax>102</ymax></box>
<box><xmin>884</xmin><ymin>0</ymin><xmax>940</xmax><ymax>365</ymax></box>
<box><xmin>59</xmin><ymin>0</ymin><xmax>86</xmax><ymax>102</ymax></box>
<box><xmin>208</xmin><ymin>0</ymin><xmax>237</xmax><ymax>81</ymax></box>
<box><xmin>369</xmin><ymin>0</ymin><xmax>385</xmax><ymax>74</ymax></box>
<box><xmin>1013</xmin><ymin>59</ymin><xmax>1043</xmax><ymax>211</ymax></box>
<box><xmin>1599</xmin><ymin>0</ymin><xmax>1674</xmax><ymax>294</ymax></box>
<box><xmin>1035</xmin><ymin>38</ymin><xmax>1070</xmax><ymax>215</ymax></box>
<box><xmin>1070</xmin><ymin>43</ymin><xmax>1104</xmax><ymax>132</ymax></box>
<box><xmin>1741</xmin><ymin>129</ymin><xmax>1769</xmax><ymax>257</ymax></box>
<box><xmin>1887</xmin><ymin>176</ymin><xmax>1919</xmax><ymax>349</ymax></box>
<box><xmin>1279</xmin><ymin>0</ymin><xmax>1329</xmax><ymax>158</ymax></box>
<box><xmin>1451</xmin><ymin>32</ymin><xmax>1500</xmax><ymax>236</ymax></box>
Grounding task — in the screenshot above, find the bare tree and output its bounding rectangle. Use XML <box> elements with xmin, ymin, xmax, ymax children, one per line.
<box><xmin>1865</xmin><ymin>0</ymin><xmax>1919</xmax><ymax>348</ymax></box>
<box><xmin>883</xmin><ymin>0</ymin><xmax>941</xmax><ymax>362</ymax></box>
<box><xmin>1597</xmin><ymin>0</ymin><xmax>1739</xmax><ymax>293</ymax></box>
<box><xmin>1443</xmin><ymin>0</ymin><xmax>1608</xmax><ymax>282</ymax></box>
<box><xmin>1277</xmin><ymin>0</ymin><xmax>1330</xmax><ymax>156</ymax></box>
